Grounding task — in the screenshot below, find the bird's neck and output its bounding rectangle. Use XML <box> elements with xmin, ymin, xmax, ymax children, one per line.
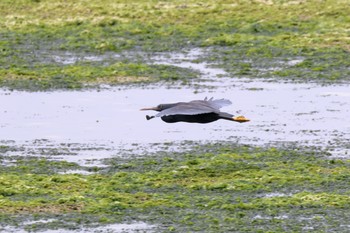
<box><xmin>161</xmin><ymin>103</ymin><xmax>179</xmax><ymax>110</ymax></box>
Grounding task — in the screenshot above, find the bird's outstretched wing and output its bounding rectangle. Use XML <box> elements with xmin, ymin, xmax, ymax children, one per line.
<box><xmin>155</xmin><ymin>103</ymin><xmax>216</xmax><ymax>117</ymax></box>
<box><xmin>196</xmin><ymin>98</ymin><xmax>232</xmax><ymax>110</ymax></box>
<box><xmin>155</xmin><ymin>98</ymin><xmax>232</xmax><ymax>117</ymax></box>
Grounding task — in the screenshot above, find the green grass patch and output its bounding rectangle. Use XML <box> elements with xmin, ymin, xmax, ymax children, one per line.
<box><xmin>0</xmin><ymin>62</ymin><xmax>198</xmax><ymax>90</ymax></box>
<box><xmin>207</xmin><ymin>45</ymin><xmax>350</xmax><ymax>82</ymax></box>
<box><xmin>1</xmin><ymin>0</ymin><xmax>350</xmax><ymax>89</ymax></box>
<box><xmin>1</xmin><ymin>145</ymin><xmax>350</xmax><ymax>231</ymax></box>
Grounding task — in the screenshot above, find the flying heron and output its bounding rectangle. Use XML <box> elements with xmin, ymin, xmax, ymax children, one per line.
<box><xmin>140</xmin><ymin>97</ymin><xmax>250</xmax><ymax>124</ymax></box>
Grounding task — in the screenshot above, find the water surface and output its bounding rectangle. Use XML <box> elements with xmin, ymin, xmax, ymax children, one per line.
<box><xmin>1</xmin><ymin>49</ymin><xmax>350</xmax><ymax>160</ymax></box>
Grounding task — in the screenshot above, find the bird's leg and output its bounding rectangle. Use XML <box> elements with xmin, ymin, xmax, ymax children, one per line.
<box><xmin>146</xmin><ymin>115</ymin><xmax>155</xmax><ymax>120</ymax></box>
<box><xmin>232</xmin><ymin>115</ymin><xmax>250</xmax><ymax>123</ymax></box>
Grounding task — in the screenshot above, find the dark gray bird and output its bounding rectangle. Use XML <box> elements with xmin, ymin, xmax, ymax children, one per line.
<box><xmin>140</xmin><ymin>97</ymin><xmax>250</xmax><ymax>124</ymax></box>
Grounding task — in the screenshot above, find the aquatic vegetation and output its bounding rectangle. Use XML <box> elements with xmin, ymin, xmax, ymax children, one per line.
<box><xmin>1</xmin><ymin>0</ymin><xmax>350</xmax><ymax>89</ymax></box>
<box><xmin>1</xmin><ymin>145</ymin><xmax>350</xmax><ymax>231</ymax></box>
<box><xmin>0</xmin><ymin>62</ymin><xmax>198</xmax><ymax>90</ymax></box>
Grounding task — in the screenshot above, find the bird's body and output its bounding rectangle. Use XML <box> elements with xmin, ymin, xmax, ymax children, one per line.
<box><xmin>141</xmin><ymin>98</ymin><xmax>250</xmax><ymax>124</ymax></box>
<box><xmin>161</xmin><ymin>112</ymin><xmax>222</xmax><ymax>123</ymax></box>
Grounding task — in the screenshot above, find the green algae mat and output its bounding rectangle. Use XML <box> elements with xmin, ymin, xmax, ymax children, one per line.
<box><xmin>1</xmin><ymin>0</ymin><xmax>350</xmax><ymax>90</ymax></box>
<box><xmin>1</xmin><ymin>144</ymin><xmax>350</xmax><ymax>232</ymax></box>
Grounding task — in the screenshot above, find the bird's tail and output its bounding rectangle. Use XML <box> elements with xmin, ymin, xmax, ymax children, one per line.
<box><xmin>219</xmin><ymin>112</ymin><xmax>250</xmax><ymax>123</ymax></box>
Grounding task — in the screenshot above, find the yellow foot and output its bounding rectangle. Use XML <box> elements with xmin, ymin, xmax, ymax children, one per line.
<box><xmin>232</xmin><ymin>116</ymin><xmax>250</xmax><ymax>123</ymax></box>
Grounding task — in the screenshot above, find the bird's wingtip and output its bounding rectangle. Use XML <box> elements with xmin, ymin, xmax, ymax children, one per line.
<box><xmin>146</xmin><ymin>115</ymin><xmax>155</xmax><ymax>120</ymax></box>
<box><xmin>204</xmin><ymin>97</ymin><xmax>214</xmax><ymax>101</ymax></box>
<box><xmin>204</xmin><ymin>97</ymin><xmax>231</xmax><ymax>103</ymax></box>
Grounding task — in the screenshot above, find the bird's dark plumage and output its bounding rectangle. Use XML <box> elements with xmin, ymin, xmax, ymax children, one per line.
<box><xmin>141</xmin><ymin>97</ymin><xmax>250</xmax><ymax>124</ymax></box>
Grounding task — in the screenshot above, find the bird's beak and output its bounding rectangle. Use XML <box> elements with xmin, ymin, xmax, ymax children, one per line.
<box><xmin>232</xmin><ymin>116</ymin><xmax>250</xmax><ymax>123</ymax></box>
<box><xmin>140</xmin><ymin>107</ymin><xmax>159</xmax><ymax>111</ymax></box>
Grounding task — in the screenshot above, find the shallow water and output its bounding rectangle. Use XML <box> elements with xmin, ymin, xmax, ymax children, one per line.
<box><xmin>1</xmin><ymin>48</ymin><xmax>350</xmax><ymax>163</ymax></box>
<box><xmin>1</xmin><ymin>220</ymin><xmax>154</xmax><ymax>233</ymax></box>
<box><xmin>1</xmin><ymin>82</ymin><xmax>349</xmax><ymax>170</ymax></box>
<box><xmin>1</xmin><ymin>81</ymin><xmax>349</xmax><ymax>146</ymax></box>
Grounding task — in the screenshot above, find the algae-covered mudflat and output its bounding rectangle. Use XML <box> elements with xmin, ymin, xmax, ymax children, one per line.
<box><xmin>1</xmin><ymin>144</ymin><xmax>350</xmax><ymax>232</ymax></box>
<box><xmin>1</xmin><ymin>0</ymin><xmax>350</xmax><ymax>90</ymax></box>
<box><xmin>1</xmin><ymin>0</ymin><xmax>350</xmax><ymax>232</ymax></box>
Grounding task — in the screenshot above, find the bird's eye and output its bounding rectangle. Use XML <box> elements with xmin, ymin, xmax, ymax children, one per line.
<box><xmin>158</xmin><ymin>104</ymin><xmax>163</xmax><ymax>110</ymax></box>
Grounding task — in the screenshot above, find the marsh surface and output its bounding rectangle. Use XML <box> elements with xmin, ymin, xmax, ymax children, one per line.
<box><xmin>2</xmin><ymin>1</ymin><xmax>350</xmax><ymax>232</ymax></box>
<box><xmin>1</xmin><ymin>49</ymin><xmax>349</xmax><ymax>165</ymax></box>
<box><xmin>1</xmin><ymin>50</ymin><xmax>350</xmax><ymax>232</ymax></box>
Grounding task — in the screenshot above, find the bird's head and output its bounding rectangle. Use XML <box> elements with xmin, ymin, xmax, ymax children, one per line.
<box><xmin>140</xmin><ymin>103</ymin><xmax>175</xmax><ymax>112</ymax></box>
<box><xmin>140</xmin><ymin>105</ymin><xmax>161</xmax><ymax>112</ymax></box>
